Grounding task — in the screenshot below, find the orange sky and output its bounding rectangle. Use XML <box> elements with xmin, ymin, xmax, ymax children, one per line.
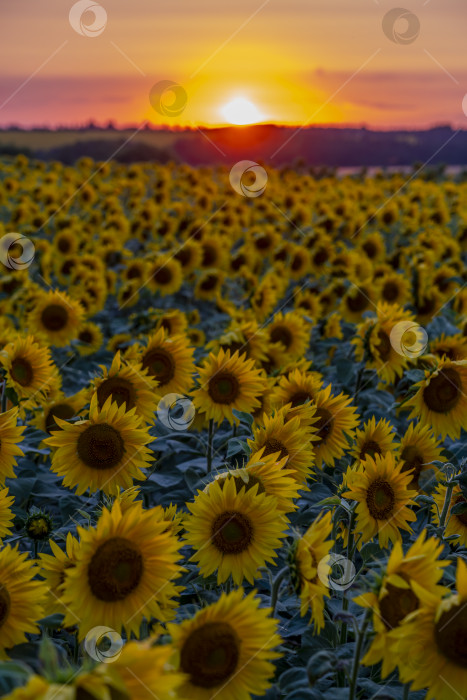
<box><xmin>0</xmin><ymin>0</ymin><xmax>466</xmax><ymax>129</ymax></box>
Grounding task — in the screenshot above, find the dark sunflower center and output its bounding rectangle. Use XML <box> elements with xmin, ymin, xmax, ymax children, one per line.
<box><xmin>453</xmin><ymin>494</ymin><xmax>467</xmax><ymax>526</ymax></box>
<box><xmin>10</xmin><ymin>357</ymin><xmax>33</xmax><ymax>386</ymax></box>
<box><xmin>79</xmin><ymin>330</ymin><xmax>93</xmax><ymax>345</ymax></box>
<box><xmin>208</xmin><ymin>372</ymin><xmax>239</xmax><ymax>404</ymax></box>
<box><xmin>96</xmin><ymin>377</ymin><xmax>136</xmax><ymax>411</ymax></box>
<box><xmin>142</xmin><ymin>347</ymin><xmax>176</xmax><ymax>385</ymax></box>
<box><xmin>366</xmin><ymin>477</ymin><xmax>395</xmax><ymax>519</ymax></box>
<box><xmin>400</xmin><ymin>445</ymin><xmax>424</xmax><ymax>488</ymax></box>
<box><xmin>375</xmin><ymin>330</ymin><xmax>391</xmax><ymax>361</ymax></box>
<box><xmin>288</xmin><ymin>391</ymin><xmax>313</xmax><ymax>407</ymax></box>
<box><xmin>45</xmin><ymin>403</ymin><xmax>75</xmax><ymax>433</ymax></box>
<box><xmin>88</xmin><ymin>537</ymin><xmax>143</xmax><ymax>602</ymax></box>
<box><xmin>0</xmin><ymin>586</ymin><xmax>11</xmax><ymax>629</ymax></box>
<box><xmin>180</xmin><ymin>621</ymin><xmax>240</xmax><ymax>688</ymax></box>
<box><xmin>261</xmin><ymin>438</ymin><xmax>288</xmax><ymax>461</ymax></box>
<box><xmin>382</xmin><ymin>281</ymin><xmax>399</xmax><ymax>302</ymax></box>
<box><xmin>41</xmin><ymin>304</ymin><xmax>69</xmax><ymax>331</ymax></box>
<box><xmin>200</xmin><ymin>274</ymin><xmax>218</xmax><ymax>291</ymax></box>
<box><xmin>231</xmin><ymin>474</ymin><xmax>265</xmax><ymax>496</ymax></box>
<box><xmin>77</xmin><ymin>423</ymin><xmax>125</xmax><ymax>470</ymax></box>
<box><xmin>314</xmin><ymin>408</ymin><xmax>333</xmax><ymax>443</ymax></box>
<box><xmin>362</xmin><ymin>241</ymin><xmax>377</xmax><ymax>258</ymax></box>
<box><xmin>359</xmin><ymin>440</ymin><xmax>382</xmax><ymax>460</ymax></box>
<box><xmin>212</xmin><ymin>511</ymin><xmax>253</xmax><ymax>554</ymax></box>
<box><xmin>434</xmin><ymin>602</ymin><xmax>467</xmax><ymax>667</ymax></box>
<box><xmin>423</xmin><ymin>368</ymin><xmax>462</xmax><ymax>413</ymax></box>
<box><xmin>379</xmin><ymin>581</ymin><xmax>419</xmax><ymax>630</ymax></box>
<box><xmin>153</xmin><ymin>266</ymin><xmax>172</xmax><ymax>285</ymax></box>
<box><xmin>202</xmin><ymin>244</ymin><xmax>217</xmax><ymax>267</ymax></box>
<box><xmin>346</xmin><ymin>289</ymin><xmax>369</xmax><ymax>312</ymax></box>
<box><xmin>270</xmin><ymin>325</ymin><xmax>293</xmax><ymax>349</ymax></box>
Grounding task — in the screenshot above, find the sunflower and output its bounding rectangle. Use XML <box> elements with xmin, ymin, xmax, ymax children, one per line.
<box><xmin>154</xmin><ymin>309</ymin><xmax>188</xmax><ymax>336</ymax></box>
<box><xmin>353</xmin><ymin>302</ymin><xmax>422</xmax><ymax>385</ymax></box>
<box><xmin>184</xmin><ymin>477</ymin><xmax>287</xmax><ymax>585</ymax></box>
<box><xmin>0</xmin><ymin>488</ymin><xmax>14</xmax><ymax>540</ymax></box>
<box><xmin>187</xmin><ymin>327</ymin><xmax>206</xmax><ymax>347</ymax></box>
<box><xmin>195</xmin><ymin>270</ymin><xmax>224</xmax><ymax>300</ymax></box>
<box><xmin>91</xmin><ymin>352</ymin><xmax>159</xmax><ymax>425</ymax></box>
<box><xmin>266</xmin><ymin>312</ymin><xmax>311</xmax><ymax>361</ymax></box>
<box><xmin>0</xmin><ymin>336</ymin><xmax>57</xmax><ymax>406</ymax></box>
<box><xmin>39</xmin><ymin>532</ymin><xmax>80</xmax><ymax>616</ymax></box>
<box><xmin>312</xmin><ymin>385</ymin><xmax>359</xmax><ymax>468</ymax></box>
<box><xmin>429</xmin><ymin>332</ymin><xmax>467</xmax><ymax>362</ymax></box>
<box><xmin>105</xmin><ymin>640</ymin><xmax>186</xmax><ymax>700</ymax></box>
<box><xmin>168</xmin><ymin>588</ymin><xmax>281</xmax><ymax>700</ymax></box>
<box><xmin>340</xmin><ymin>282</ymin><xmax>374</xmax><ymax>324</ymax></box>
<box><xmin>343</xmin><ymin>452</ymin><xmax>417</xmax><ymax>548</ymax></box>
<box><xmin>350</xmin><ymin>416</ymin><xmax>396</xmax><ymax>463</ymax></box>
<box><xmin>248</xmin><ymin>412</ymin><xmax>316</xmax><ymax>485</ymax></box>
<box><xmin>395</xmin><ymin>558</ymin><xmax>467</xmax><ymax>700</ymax></box>
<box><xmin>250</xmin><ymin>282</ymin><xmax>278</xmax><ymax>322</ymax></box>
<box><xmin>45</xmin><ymin>394</ymin><xmax>154</xmax><ymax>496</ymax></box>
<box><xmin>192</xmin><ymin>349</ymin><xmax>266</xmax><ymax>425</ymax></box>
<box><xmin>289</xmin><ymin>510</ymin><xmax>334</xmax><ymax>632</ymax></box>
<box><xmin>27</xmin><ymin>290</ymin><xmax>84</xmax><ymax>347</ymax></box>
<box><xmin>375</xmin><ymin>272</ymin><xmax>411</xmax><ymax>307</ymax></box>
<box><xmin>77</xmin><ymin>321</ymin><xmax>104</xmax><ymax>356</ymax></box>
<box><xmin>0</xmin><ymin>545</ymin><xmax>47</xmax><ymax>655</ymax></box>
<box><xmin>406</xmin><ymin>359</ymin><xmax>467</xmax><ymax>439</ymax></box>
<box><xmin>174</xmin><ymin>239</ymin><xmax>203</xmax><ymax>274</ymax></box>
<box><xmin>432</xmin><ymin>482</ymin><xmax>467</xmax><ymax>547</ymax></box>
<box><xmin>0</xmin><ymin>407</ymin><xmax>24</xmax><ymax>484</ymax></box>
<box><xmin>32</xmin><ymin>389</ymin><xmax>87</xmax><ymax>435</ymax></box>
<box><xmin>354</xmin><ymin>530</ymin><xmax>448</xmax><ymax>678</ymax></box>
<box><xmin>137</xmin><ymin>328</ymin><xmax>195</xmax><ymax>396</ymax></box>
<box><xmin>107</xmin><ymin>332</ymin><xmax>132</xmax><ymax>355</ymax></box>
<box><xmin>207</xmin><ymin>320</ymin><xmax>269</xmax><ymax>364</ymax></box>
<box><xmin>147</xmin><ymin>255</ymin><xmax>183</xmax><ymax>296</ymax></box>
<box><xmin>210</xmin><ymin>448</ymin><xmax>301</xmax><ymax>513</ymax></box>
<box><xmin>61</xmin><ymin>501</ymin><xmax>183</xmax><ymax>639</ymax></box>
<box><xmin>398</xmin><ymin>422</ymin><xmax>444</xmax><ymax>490</ymax></box>
<box><xmin>271</xmin><ymin>368</ymin><xmax>322</xmax><ymax>409</ymax></box>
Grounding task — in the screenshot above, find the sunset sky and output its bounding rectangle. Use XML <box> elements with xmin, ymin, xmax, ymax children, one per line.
<box><xmin>1</xmin><ymin>0</ymin><xmax>466</xmax><ymax>129</ymax></box>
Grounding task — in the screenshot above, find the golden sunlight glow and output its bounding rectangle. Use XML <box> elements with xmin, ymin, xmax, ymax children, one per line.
<box><xmin>221</xmin><ymin>98</ymin><xmax>264</xmax><ymax>125</ymax></box>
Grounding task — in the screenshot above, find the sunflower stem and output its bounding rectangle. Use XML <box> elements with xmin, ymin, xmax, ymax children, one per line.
<box><xmin>339</xmin><ymin>507</ymin><xmax>356</xmax><ymax>646</ymax></box>
<box><xmin>439</xmin><ymin>481</ymin><xmax>454</xmax><ymax>532</ymax></box>
<box><xmin>33</xmin><ymin>540</ymin><xmax>38</xmax><ymax>559</ymax></box>
<box><xmin>402</xmin><ymin>683</ymin><xmax>411</xmax><ymax>700</ymax></box>
<box><xmin>207</xmin><ymin>419</ymin><xmax>214</xmax><ymax>473</ymax></box>
<box><xmin>270</xmin><ymin>566</ymin><xmax>289</xmax><ymax>616</ymax></box>
<box><xmin>348</xmin><ymin>608</ymin><xmax>371</xmax><ymax>700</ymax></box>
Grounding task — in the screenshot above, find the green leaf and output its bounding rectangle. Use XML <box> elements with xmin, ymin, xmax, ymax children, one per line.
<box><xmin>231</xmin><ymin>409</ymin><xmax>254</xmax><ymax>427</ymax></box>
<box><xmin>451</xmin><ymin>502</ymin><xmax>467</xmax><ymax>516</ymax></box>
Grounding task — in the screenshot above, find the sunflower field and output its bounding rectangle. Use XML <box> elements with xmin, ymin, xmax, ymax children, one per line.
<box><xmin>0</xmin><ymin>155</ymin><xmax>467</xmax><ymax>700</ymax></box>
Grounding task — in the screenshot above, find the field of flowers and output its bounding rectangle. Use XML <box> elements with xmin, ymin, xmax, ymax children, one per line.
<box><xmin>0</xmin><ymin>154</ymin><xmax>467</xmax><ymax>700</ymax></box>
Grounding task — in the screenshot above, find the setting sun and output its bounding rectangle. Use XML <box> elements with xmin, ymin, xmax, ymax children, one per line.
<box><xmin>221</xmin><ymin>98</ymin><xmax>264</xmax><ymax>125</ymax></box>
